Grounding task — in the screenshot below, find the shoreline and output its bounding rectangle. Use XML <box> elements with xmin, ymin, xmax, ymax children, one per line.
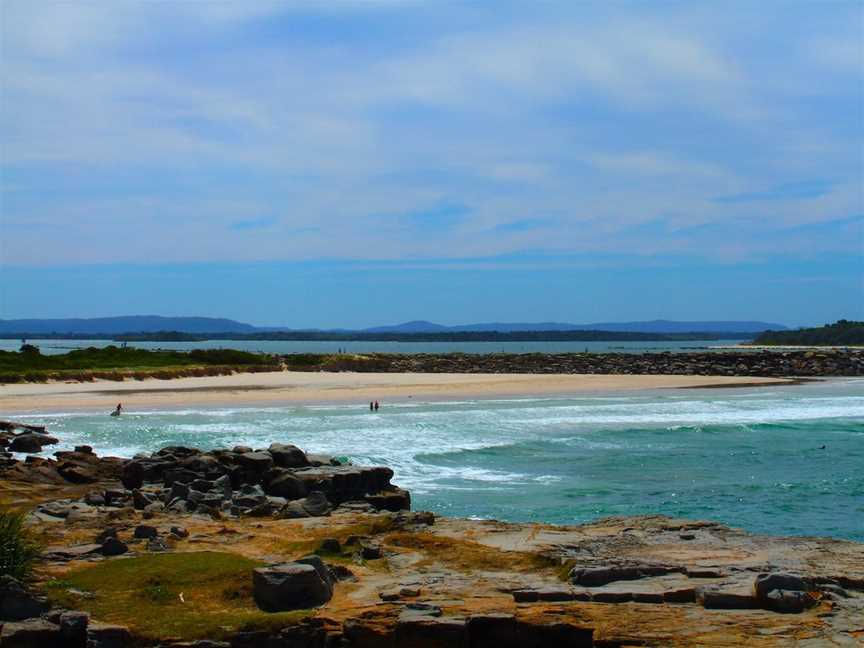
<box><xmin>0</xmin><ymin>370</ymin><xmax>798</xmax><ymax>414</ymax></box>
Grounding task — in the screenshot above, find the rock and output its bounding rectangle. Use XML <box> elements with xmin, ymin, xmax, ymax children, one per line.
<box><xmin>232</xmin><ymin>445</ymin><xmax>253</xmax><ymax>454</ymax></box>
<box><xmin>361</xmin><ymin>543</ymin><xmax>382</xmax><ymax>560</ymax></box>
<box><xmin>365</xmin><ymin>487</ymin><xmax>411</xmax><ymax>512</ymax></box>
<box><xmin>87</xmin><ymin>622</ymin><xmax>132</xmax><ymax>648</ymax></box>
<box><xmin>697</xmin><ymin>585</ymin><xmax>759</xmax><ymax>609</ymax></box>
<box><xmin>148</xmin><ymin>537</ymin><xmax>168</xmax><ymax>552</ymax></box>
<box><xmin>319</xmin><ymin>538</ymin><xmax>341</xmax><ymax>554</ymax></box>
<box><xmin>95</xmin><ymin>528</ymin><xmax>117</xmax><ymax>543</ymax></box>
<box><xmin>570</xmin><ymin>565</ymin><xmax>640</xmax><ymax>587</ymax></box>
<box><xmin>467</xmin><ymin>613</ymin><xmax>517</xmax><ymax>648</ymax></box>
<box><xmin>763</xmin><ymin>588</ymin><xmax>818</xmax><ymax>613</ymax></box>
<box><xmin>44</xmin><ymin>544</ymin><xmax>103</xmax><ymax>561</ymax></box>
<box><xmin>0</xmin><ymin>576</ymin><xmax>50</xmax><ymax>621</ymax></box>
<box><xmin>252</xmin><ymin>563</ymin><xmax>333</xmax><ymax>612</ymax></box>
<box><xmin>395</xmin><ymin>614</ymin><xmax>467</xmax><ymax>647</ymax></box>
<box><xmin>514</xmin><ymin>620</ymin><xmax>593</xmax><ymax>648</ymax></box>
<box><xmin>263</xmin><ymin>470</ymin><xmax>307</xmax><ymax>500</ymax></box>
<box><xmin>100</xmin><ymin>537</ymin><xmax>128</xmax><ymax>556</ymax></box>
<box><xmin>59</xmin><ymin>610</ymin><xmax>89</xmax><ymax>645</ymax></box>
<box><xmin>294</xmin><ymin>555</ymin><xmax>336</xmax><ymax>588</ymax></box>
<box><xmin>57</xmin><ymin>464</ymin><xmax>99</xmax><ymax>484</ymax></box>
<box><xmin>170</xmin><ymin>526</ymin><xmax>189</xmax><ymax>539</ymax></box>
<box><xmin>754</xmin><ymin>572</ymin><xmax>813</xmax><ymax>598</ymax></box>
<box><xmin>133</xmin><ymin>524</ymin><xmax>158</xmax><ymax>539</ymax></box>
<box><xmin>9</xmin><ymin>433</ymin><xmax>58</xmax><ymax>453</ymax></box>
<box><xmin>269</xmin><ymin>443</ymin><xmax>309</xmax><ymax>468</ymax></box>
<box><xmin>84</xmin><ymin>491</ymin><xmax>106</xmax><ymax>506</ymax></box>
<box><xmin>0</xmin><ymin>618</ymin><xmax>64</xmax><ymax>647</ymax></box>
<box><xmin>236</xmin><ymin>451</ymin><xmax>274</xmax><ymax>473</ymax></box>
<box><xmin>74</xmin><ymin>445</ymin><xmax>93</xmax><ymax>454</ymax></box>
<box><xmin>301</xmin><ymin>491</ymin><xmax>331</xmax><ymax>517</ymax></box>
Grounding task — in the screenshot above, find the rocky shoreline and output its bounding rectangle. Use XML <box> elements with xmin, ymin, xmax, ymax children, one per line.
<box><xmin>283</xmin><ymin>349</ymin><xmax>864</xmax><ymax>378</ymax></box>
<box><xmin>1</xmin><ymin>433</ymin><xmax>863</xmax><ymax>647</ymax></box>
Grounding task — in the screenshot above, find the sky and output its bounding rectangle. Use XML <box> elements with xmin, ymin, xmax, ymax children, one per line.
<box><xmin>1</xmin><ymin>1</ymin><xmax>862</xmax><ymax>328</ymax></box>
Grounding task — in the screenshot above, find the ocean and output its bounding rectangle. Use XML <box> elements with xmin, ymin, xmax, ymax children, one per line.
<box><xmin>7</xmin><ymin>379</ymin><xmax>863</xmax><ymax>541</ymax></box>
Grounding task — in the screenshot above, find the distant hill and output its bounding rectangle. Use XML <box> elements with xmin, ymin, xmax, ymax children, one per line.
<box><xmin>0</xmin><ymin>316</ymin><xmax>256</xmax><ymax>335</ymax></box>
<box><xmin>364</xmin><ymin>319</ymin><xmax>787</xmax><ymax>334</ymax></box>
<box><xmin>752</xmin><ymin>320</ymin><xmax>864</xmax><ymax>346</ymax></box>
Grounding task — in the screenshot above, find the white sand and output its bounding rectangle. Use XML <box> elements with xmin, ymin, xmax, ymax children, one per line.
<box><xmin>0</xmin><ymin>371</ymin><xmax>795</xmax><ymax>414</ymax></box>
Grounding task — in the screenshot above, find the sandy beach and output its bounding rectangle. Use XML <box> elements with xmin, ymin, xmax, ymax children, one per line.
<box><xmin>0</xmin><ymin>371</ymin><xmax>795</xmax><ymax>413</ymax></box>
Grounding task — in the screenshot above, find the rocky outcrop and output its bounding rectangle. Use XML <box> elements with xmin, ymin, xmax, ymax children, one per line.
<box><xmin>281</xmin><ymin>349</ymin><xmax>864</xmax><ymax>377</ymax></box>
<box><xmin>113</xmin><ymin>444</ymin><xmax>408</xmax><ymax>519</ymax></box>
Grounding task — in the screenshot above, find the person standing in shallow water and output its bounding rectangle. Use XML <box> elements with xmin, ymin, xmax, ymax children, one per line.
<box><xmin>110</xmin><ymin>403</ymin><xmax>122</xmax><ymax>417</ymax></box>
<box><xmin>369</xmin><ymin>401</ymin><xmax>374</xmax><ymax>411</ymax></box>
<box><xmin>374</xmin><ymin>401</ymin><xmax>379</xmax><ymax>411</ymax></box>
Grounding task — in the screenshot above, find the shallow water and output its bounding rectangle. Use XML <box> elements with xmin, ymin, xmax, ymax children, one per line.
<box><xmin>8</xmin><ymin>379</ymin><xmax>863</xmax><ymax>540</ymax></box>
<box><xmin>1</xmin><ymin>338</ymin><xmax>746</xmax><ymax>355</ymax></box>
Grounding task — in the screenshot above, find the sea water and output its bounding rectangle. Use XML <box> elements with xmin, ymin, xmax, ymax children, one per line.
<box><xmin>0</xmin><ymin>338</ymin><xmax>747</xmax><ymax>355</ymax></box>
<box><xmin>7</xmin><ymin>379</ymin><xmax>863</xmax><ymax>540</ymax></box>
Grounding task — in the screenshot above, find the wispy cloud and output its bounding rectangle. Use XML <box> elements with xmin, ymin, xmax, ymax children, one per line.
<box><xmin>712</xmin><ymin>181</ymin><xmax>833</xmax><ymax>204</ymax></box>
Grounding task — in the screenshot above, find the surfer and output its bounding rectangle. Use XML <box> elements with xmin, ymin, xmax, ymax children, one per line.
<box><xmin>110</xmin><ymin>403</ymin><xmax>122</xmax><ymax>417</ymax></box>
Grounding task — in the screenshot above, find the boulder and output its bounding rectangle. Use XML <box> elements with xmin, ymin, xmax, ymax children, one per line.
<box><xmin>264</xmin><ymin>470</ymin><xmax>307</xmax><ymax>500</ymax></box>
<box><xmin>763</xmin><ymin>588</ymin><xmax>818</xmax><ymax>613</ymax></box>
<box><xmin>9</xmin><ymin>433</ymin><xmax>58</xmax><ymax>453</ymax></box>
<box><xmin>365</xmin><ymin>487</ymin><xmax>411</xmax><ymax>512</ymax></box>
<box><xmin>236</xmin><ymin>451</ymin><xmax>274</xmax><ymax>473</ymax></box>
<box><xmin>0</xmin><ymin>618</ymin><xmax>64</xmax><ymax>647</ymax></box>
<box><xmin>0</xmin><ymin>576</ymin><xmax>50</xmax><ymax>621</ymax></box>
<box><xmin>59</xmin><ymin>610</ymin><xmax>89</xmax><ymax>646</ymax></box>
<box><xmin>252</xmin><ymin>563</ymin><xmax>333</xmax><ymax>612</ymax></box>
<box><xmin>100</xmin><ymin>537</ymin><xmax>128</xmax><ymax>556</ymax></box>
<box><xmin>269</xmin><ymin>443</ymin><xmax>309</xmax><ymax>468</ymax></box>
<box><xmin>753</xmin><ymin>573</ymin><xmax>813</xmax><ymax>599</ymax></box>
<box><xmin>86</xmin><ymin>623</ymin><xmax>132</xmax><ymax>648</ymax></box>
<box><xmin>133</xmin><ymin>524</ymin><xmax>158</xmax><ymax>539</ymax></box>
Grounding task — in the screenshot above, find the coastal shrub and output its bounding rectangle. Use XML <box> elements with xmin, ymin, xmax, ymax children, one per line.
<box><xmin>0</xmin><ymin>509</ymin><xmax>42</xmax><ymax>581</ymax></box>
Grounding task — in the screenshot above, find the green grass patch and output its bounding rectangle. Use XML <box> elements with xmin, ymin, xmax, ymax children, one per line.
<box><xmin>44</xmin><ymin>551</ymin><xmax>313</xmax><ymax>642</ymax></box>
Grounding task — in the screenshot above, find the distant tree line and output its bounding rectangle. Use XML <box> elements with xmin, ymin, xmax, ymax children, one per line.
<box><xmin>752</xmin><ymin>320</ymin><xmax>864</xmax><ymax>346</ymax></box>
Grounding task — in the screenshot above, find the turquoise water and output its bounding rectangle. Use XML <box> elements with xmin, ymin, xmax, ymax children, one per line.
<box><xmin>0</xmin><ymin>338</ymin><xmax>746</xmax><ymax>355</ymax></box>
<box><xmin>7</xmin><ymin>379</ymin><xmax>863</xmax><ymax>540</ymax></box>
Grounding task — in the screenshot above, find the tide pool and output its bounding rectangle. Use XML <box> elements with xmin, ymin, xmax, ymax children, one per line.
<box><xmin>7</xmin><ymin>379</ymin><xmax>863</xmax><ymax>540</ymax></box>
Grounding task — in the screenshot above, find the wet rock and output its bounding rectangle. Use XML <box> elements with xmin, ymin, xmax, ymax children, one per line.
<box><xmin>9</xmin><ymin>433</ymin><xmax>58</xmax><ymax>453</ymax></box>
<box><xmin>0</xmin><ymin>576</ymin><xmax>50</xmax><ymax>621</ymax></box>
<box><xmin>252</xmin><ymin>562</ymin><xmax>333</xmax><ymax>611</ymax></box>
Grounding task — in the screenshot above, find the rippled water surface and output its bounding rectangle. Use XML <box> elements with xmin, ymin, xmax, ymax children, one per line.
<box><xmin>9</xmin><ymin>379</ymin><xmax>864</xmax><ymax>540</ymax></box>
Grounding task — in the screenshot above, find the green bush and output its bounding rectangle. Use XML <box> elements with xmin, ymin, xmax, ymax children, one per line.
<box><xmin>0</xmin><ymin>509</ymin><xmax>42</xmax><ymax>581</ymax></box>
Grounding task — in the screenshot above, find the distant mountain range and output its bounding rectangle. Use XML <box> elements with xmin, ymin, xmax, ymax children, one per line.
<box><xmin>0</xmin><ymin>316</ymin><xmax>788</xmax><ymax>336</ymax></box>
<box><xmin>363</xmin><ymin>320</ymin><xmax>788</xmax><ymax>334</ymax></box>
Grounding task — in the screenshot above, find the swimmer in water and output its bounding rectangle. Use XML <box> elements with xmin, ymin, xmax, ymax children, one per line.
<box><xmin>110</xmin><ymin>403</ymin><xmax>122</xmax><ymax>417</ymax></box>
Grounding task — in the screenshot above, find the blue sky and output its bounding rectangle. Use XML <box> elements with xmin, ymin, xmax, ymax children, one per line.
<box><xmin>1</xmin><ymin>1</ymin><xmax>862</xmax><ymax>328</ymax></box>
